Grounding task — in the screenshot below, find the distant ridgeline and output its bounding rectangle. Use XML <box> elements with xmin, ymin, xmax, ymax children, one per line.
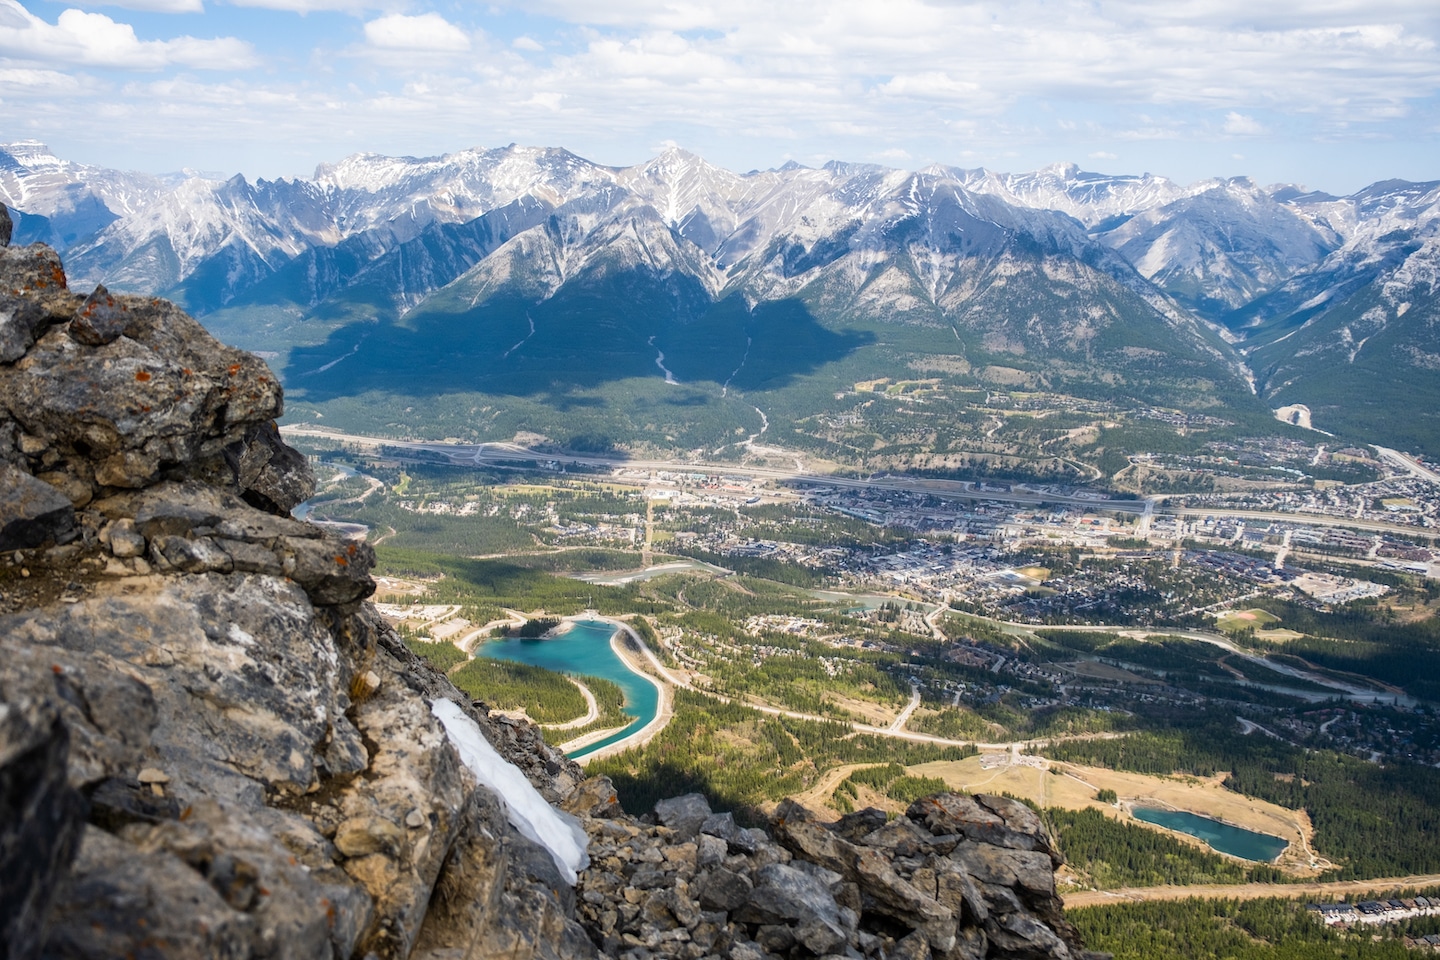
<box><xmin>6</xmin><ymin>140</ymin><xmax>1438</xmax><ymax>459</ymax></box>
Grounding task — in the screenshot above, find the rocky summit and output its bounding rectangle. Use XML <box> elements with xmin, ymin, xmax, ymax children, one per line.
<box><xmin>0</xmin><ymin>205</ymin><xmax>1103</xmax><ymax>960</ymax></box>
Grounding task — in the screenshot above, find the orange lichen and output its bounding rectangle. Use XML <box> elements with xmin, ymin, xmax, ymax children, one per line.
<box><xmin>135</xmin><ymin>371</ymin><xmax>151</xmax><ymax>382</ymax></box>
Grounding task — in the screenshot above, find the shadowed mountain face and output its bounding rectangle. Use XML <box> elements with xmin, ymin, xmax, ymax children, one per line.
<box><xmin>287</xmin><ymin>278</ymin><xmax>873</xmax><ymax>403</ymax></box>
<box><xmin>11</xmin><ymin>140</ymin><xmax>1439</xmax><ymax>448</ymax></box>
<box><xmin>1219</xmin><ymin>180</ymin><xmax>1440</xmax><ymax>451</ymax></box>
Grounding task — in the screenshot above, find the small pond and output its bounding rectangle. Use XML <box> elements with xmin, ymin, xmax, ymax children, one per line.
<box><xmin>1132</xmin><ymin>807</ymin><xmax>1288</xmax><ymax>862</ymax></box>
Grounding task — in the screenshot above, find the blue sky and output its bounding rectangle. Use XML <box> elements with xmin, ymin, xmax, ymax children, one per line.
<box><xmin>2</xmin><ymin>0</ymin><xmax>1437</xmax><ymax>193</ymax></box>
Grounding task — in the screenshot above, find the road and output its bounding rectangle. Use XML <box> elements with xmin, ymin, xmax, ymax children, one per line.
<box><xmin>279</xmin><ymin>426</ymin><xmax>1149</xmax><ymax>515</ymax></box>
<box><xmin>1169</xmin><ymin>506</ymin><xmax>1436</xmax><ymax>540</ymax></box>
<box><xmin>573</xmin><ymin>614</ymin><xmax>1130</xmax><ymax>759</ymax></box>
<box><xmin>287</xmin><ymin>426</ymin><xmax>1440</xmax><ymax>553</ymax></box>
<box><xmin>542</xmin><ymin>677</ymin><xmax>600</xmax><ymax>731</ymax></box>
<box><xmin>1030</xmin><ymin>621</ymin><xmax>1407</xmax><ymax>704</ymax></box>
<box><xmin>1063</xmin><ymin>875</ymin><xmax>1440</xmax><ymax>910</ymax></box>
<box><xmin>890</xmin><ymin>684</ymin><xmax>922</xmax><ymax>733</ymax></box>
<box><xmin>1374</xmin><ymin>446</ymin><xmax>1440</xmax><ymax>485</ymax></box>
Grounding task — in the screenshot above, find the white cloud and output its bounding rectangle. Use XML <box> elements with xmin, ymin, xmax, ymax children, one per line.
<box><xmin>522</xmin><ymin>90</ymin><xmax>562</xmax><ymax>110</ymax></box>
<box><xmin>1089</xmin><ymin>151</ymin><xmax>1118</xmax><ymax>159</ymax></box>
<box><xmin>491</xmin><ymin>0</ymin><xmax>1440</xmax><ymax>121</ymax></box>
<box><xmin>65</xmin><ymin>0</ymin><xmax>204</xmax><ymax>12</ymax></box>
<box><xmin>1224</xmin><ymin>111</ymin><xmax>1265</xmax><ymax>135</ymax></box>
<box><xmin>0</xmin><ymin>1</ymin><xmax>256</xmax><ymax>69</ymax></box>
<box><xmin>10</xmin><ymin>0</ymin><xmax>1439</xmax><ymax>191</ymax></box>
<box><xmin>876</xmin><ymin>71</ymin><xmax>982</xmax><ymax>103</ymax></box>
<box><xmin>0</xmin><ymin>66</ymin><xmax>87</xmax><ymax>90</ymax></box>
<box><xmin>363</xmin><ymin>12</ymin><xmax>470</xmax><ymax>51</ymax></box>
<box><xmin>229</xmin><ymin>0</ymin><xmax>400</xmax><ymax>10</ymax></box>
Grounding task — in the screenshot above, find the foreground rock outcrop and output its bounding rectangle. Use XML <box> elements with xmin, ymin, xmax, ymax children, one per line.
<box><xmin>0</xmin><ymin>209</ymin><xmax>1101</xmax><ymax>960</ymax></box>
<box><xmin>563</xmin><ymin>789</ymin><xmax>1108</xmax><ymax>960</ymax></box>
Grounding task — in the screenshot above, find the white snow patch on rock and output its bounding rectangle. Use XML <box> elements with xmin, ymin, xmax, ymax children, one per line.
<box><xmin>430</xmin><ymin>698</ymin><xmax>589</xmax><ymax>884</ymax></box>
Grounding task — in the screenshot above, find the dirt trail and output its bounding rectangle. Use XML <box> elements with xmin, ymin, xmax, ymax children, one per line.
<box><xmin>790</xmin><ymin>764</ymin><xmax>872</xmax><ymax>812</ymax></box>
<box><xmin>1063</xmin><ymin>875</ymin><xmax>1440</xmax><ymax>910</ymax></box>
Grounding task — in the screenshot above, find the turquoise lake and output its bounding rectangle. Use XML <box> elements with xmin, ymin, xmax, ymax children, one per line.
<box><xmin>478</xmin><ymin>619</ymin><xmax>658</xmax><ymax>760</ymax></box>
<box><xmin>1132</xmin><ymin>807</ymin><xmax>1288</xmax><ymax>862</ymax></box>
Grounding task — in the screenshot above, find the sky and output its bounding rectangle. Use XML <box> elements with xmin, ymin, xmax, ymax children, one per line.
<box><xmin>1</xmin><ymin>0</ymin><xmax>1438</xmax><ymax>193</ymax></box>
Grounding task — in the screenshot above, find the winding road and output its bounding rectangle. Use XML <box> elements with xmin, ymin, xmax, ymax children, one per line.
<box><xmin>542</xmin><ymin>677</ymin><xmax>600</xmax><ymax>731</ymax></box>
<box><xmin>570</xmin><ymin>614</ymin><xmax>1129</xmax><ymax>762</ymax></box>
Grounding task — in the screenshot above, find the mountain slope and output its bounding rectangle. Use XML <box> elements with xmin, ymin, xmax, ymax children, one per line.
<box><xmin>271</xmin><ymin>158</ymin><xmax>1253</xmax><ymax>462</ymax></box>
<box><xmin>0</xmin><ymin>141</ymin><xmax>173</xmax><ymax>250</ymax></box>
<box><xmin>1228</xmin><ymin>179</ymin><xmax>1440</xmax><ymax>447</ymax></box>
<box><xmin>27</xmin><ymin>142</ymin><xmax>1440</xmax><ymax>453</ymax></box>
<box><xmin>960</xmin><ymin>164</ymin><xmax>1342</xmax><ymax>322</ymax></box>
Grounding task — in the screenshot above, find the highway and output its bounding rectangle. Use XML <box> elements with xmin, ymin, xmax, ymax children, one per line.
<box><xmin>1374</xmin><ymin>446</ymin><xmax>1440</xmax><ymax>485</ymax></box>
<box><xmin>1168</xmin><ymin>506</ymin><xmax>1437</xmax><ymax>540</ymax></box>
<box><xmin>280</xmin><ymin>425</ymin><xmax>1150</xmax><ymax>514</ymax></box>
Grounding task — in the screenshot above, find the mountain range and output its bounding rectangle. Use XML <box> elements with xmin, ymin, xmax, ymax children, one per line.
<box><xmin>3</xmin><ymin>140</ymin><xmax>1435</xmax><ymax>455</ymax></box>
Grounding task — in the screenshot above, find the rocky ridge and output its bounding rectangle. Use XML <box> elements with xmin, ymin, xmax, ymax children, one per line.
<box><xmin>0</xmin><ymin>212</ymin><xmax>1102</xmax><ymax>960</ymax></box>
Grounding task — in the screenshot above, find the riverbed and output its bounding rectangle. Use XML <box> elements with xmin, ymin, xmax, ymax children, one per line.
<box><xmin>477</xmin><ymin>619</ymin><xmax>659</xmax><ymax>760</ymax></box>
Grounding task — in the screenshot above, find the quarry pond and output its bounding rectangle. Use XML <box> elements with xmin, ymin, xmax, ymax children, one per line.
<box><xmin>478</xmin><ymin>619</ymin><xmax>659</xmax><ymax>760</ymax></box>
<box><xmin>1132</xmin><ymin>807</ymin><xmax>1289</xmax><ymax>862</ymax></box>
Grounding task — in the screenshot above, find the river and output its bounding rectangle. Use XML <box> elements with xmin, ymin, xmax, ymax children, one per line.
<box><xmin>477</xmin><ymin>619</ymin><xmax>659</xmax><ymax>760</ymax></box>
<box><xmin>292</xmin><ymin>462</ymin><xmax>373</xmax><ymax>539</ymax></box>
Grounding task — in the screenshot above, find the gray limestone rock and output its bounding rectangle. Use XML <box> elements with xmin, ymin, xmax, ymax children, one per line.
<box><xmin>740</xmin><ymin>863</ymin><xmax>848</xmax><ymax>955</ymax></box>
<box><xmin>0</xmin><ymin>574</ymin><xmax>363</xmax><ymax>795</ymax></box>
<box><xmin>0</xmin><ymin>296</ymin><xmax>50</xmax><ymax>363</ymax></box>
<box><xmin>906</xmin><ymin>792</ymin><xmax>1057</xmax><ymax>861</ymax></box>
<box><xmin>43</xmin><ymin>827</ymin><xmax>259</xmax><ymax>960</ymax></box>
<box><xmin>771</xmin><ymin>800</ymin><xmax>956</xmax><ymax>951</ymax></box>
<box><xmin>697</xmin><ymin>867</ymin><xmax>752</xmax><ymax>912</ymax></box>
<box><xmin>696</xmin><ymin>832</ymin><xmax>728</xmax><ymax>869</ymax></box>
<box><xmin>701</xmin><ymin>811</ymin><xmax>758</xmax><ymax>855</ymax></box>
<box><xmin>0</xmin><ymin>290</ymin><xmax>283</xmax><ymax>499</ymax></box>
<box><xmin>226</xmin><ymin>419</ymin><xmax>315</xmax><ymax>514</ymax></box>
<box><xmin>0</xmin><ymin>643</ymin><xmax>156</xmax><ymax>790</ymax></box>
<box><xmin>104</xmin><ymin>517</ymin><xmax>145</xmax><ymax>558</ymax></box>
<box><xmin>832</xmin><ymin>806</ymin><xmax>888</xmax><ymax>842</ymax></box>
<box><xmin>0</xmin><ymin>681</ymin><xmax>86</xmax><ymax>960</ymax></box>
<box><xmin>149</xmin><ymin>533</ymin><xmax>235</xmax><ymax>574</ymax></box>
<box><xmin>654</xmin><ymin>792</ymin><xmax>712</xmax><ymax>841</ymax></box>
<box><xmin>561</xmin><ymin>776</ymin><xmax>626</xmax><ymax>820</ymax></box>
<box><xmin>0</xmin><ymin>462</ymin><xmax>74</xmax><ymax>550</ymax></box>
<box><xmin>278</xmin><ymin>534</ymin><xmax>376</xmax><ymax>605</ymax></box>
<box><xmin>0</xmin><ymin>243</ymin><xmax>67</xmax><ymax>299</ymax></box>
<box><xmin>67</xmin><ymin>284</ymin><xmax>128</xmax><ymax>347</ymax></box>
<box><xmin>0</xmin><ymin>202</ymin><xmax>11</xmax><ymax>247</ymax></box>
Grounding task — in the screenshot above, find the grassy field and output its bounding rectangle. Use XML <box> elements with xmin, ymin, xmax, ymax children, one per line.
<box><xmin>1216</xmin><ymin>608</ymin><xmax>1282</xmax><ymax>634</ymax></box>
